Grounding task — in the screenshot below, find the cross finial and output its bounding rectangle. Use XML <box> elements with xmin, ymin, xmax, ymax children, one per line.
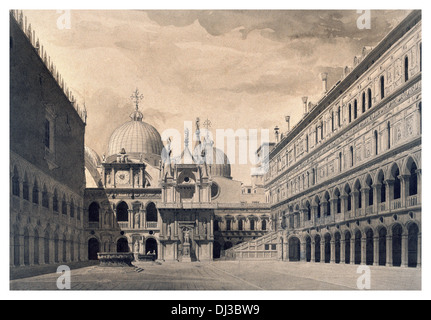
<box><xmin>203</xmin><ymin>118</ymin><xmax>212</xmax><ymax>130</ymax></box>
<box><xmin>130</xmin><ymin>88</ymin><xmax>144</xmax><ymax>111</ymax></box>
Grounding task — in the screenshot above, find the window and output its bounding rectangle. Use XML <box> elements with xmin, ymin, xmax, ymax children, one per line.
<box><xmin>338</xmin><ymin>106</ymin><xmax>341</xmax><ymax>126</ymax></box>
<box><xmin>374</xmin><ymin>130</ymin><xmax>378</xmax><ymax>155</ymax></box>
<box><xmin>368</xmin><ymin>179</ymin><xmax>374</xmax><ymax>206</ymax></box>
<box><xmin>348</xmin><ymin>104</ymin><xmax>352</xmax><ymax>123</ymax></box>
<box><xmin>315</xmin><ymin>126</ymin><xmax>318</xmax><ymax>144</ymax></box>
<box><xmin>89</xmin><ymin>202</ymin><xmax>100</xmax><ymax>222</ymax></box>
<box><xmin>44</xmin><ymin>119</ymin><xmax>50</xmax><ymax>149</ymax></box>
<box><xmin>387</xmin><ymin>122</ymin><xmax>391</xmax><ymax>149</ymax></box>
<box><xmin>61</xmin><ymin>196</ymin><xmax>67</xmax><ymax>215</ymax></box>
<box><xmin>238</xmin><ymin>219</ymin><xmax>243</xmax><ymax>231</ymax></box>
<box><xmin>346</xmin><ymin>186</ymin><xmax>352</xmax><ymax>211</ymax></box>
<box><xmin>116</xmin><ymin>201</ymin><xmax>129</xmax><ymax>222</ymax></box>
<box><xmin>53</xmin><ymin>190</ymin><xmax>58</xmax><ymax>212</ymax></box>
<box><xmin>70</xmin><ymin>200</ymin><xmax>75</xmax><ymax>218</ymax></box>
<box><xmin>380</xmin><ymin>76</ymin><xmax>385</xmax><ymax>99</ymax></box>
<box><xmin>331</xmin><ymin>111</ymin><xmax>334</xmax><ymax>132</ymax></box>
<box><xmin>250</xmin><ymin>219</ymin><xmax>255</xmax><ymax>231</ymax></box>
<box><xmin>226</xmin><ymin>220</ymin><xmax>231</xmax><ymax>231</ymax></box>
<box><xmin>316</xmin><ymin>198</ymin><xmax>321</xmax><ymax>219</ymax></box>
<box><xmin>261</xmin><ymin>219</ymin><xmax>267</xmax><ymax>231</ymax></box>
<box><xmin>42</xmin><ymin>186</ymin><xmax>49</xmax><ymax>208</ymax></box>
<box><xmin>362</xmin><ymin>92</ymin><xmax>366</xmax><ymax>113</ymax></box>
<box><xmin>394</xmin><ymin>168</ymin><xmax>401</xmax><ymax>200</ymax></box>
<box><xmin>339</xmin><ymin>152</ymin><xmax>342</xmax><ymax>172</ymax></box>
<box><xmin>306</xmin><ymin>135</ymin><xmax>309</xmax><ymax>152</ymax></box>
<box><xmin>350</xmin><ymin>146</ymin><xmax>354</xmax><ymax>167</ymax></box>
<box><xmin>409</xmin><ymin>162</ymin><xmax>418</xmax><ymax>196</ymax></box>
<box><xmin>404</xmin><ymin>56</ymin><xmax>409</xmax><ymax>82</ymax></box>
<box><xmin>368</xmin><ymin>88</ymin><xmax>372</xmax><ymax>109</ymax></box>
<box><xmin>32</xmin><ymin>179</ymin><xmax>39</xmax><ymax>204</ymax></box>
<box><xmin>23</xmin><ymin>174</ymin><xmax>29</xmax><ymax>201</ymax></box>
<box><xmin>12</xmin><ymin>167</ymin><xmax>19</xmax><ymax>197</ymax></box>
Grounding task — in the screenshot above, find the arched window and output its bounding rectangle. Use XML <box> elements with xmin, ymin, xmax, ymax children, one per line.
<box><xmin>334</xmin><ymin>190</ymin><xmax>341</xmax><ymax>214</ymax></box>
<box><xmin>331</xmin><ymin>111</ymin><xmax>335</xmax><ymax>132</ymax></box>
<box><xmin>306</xmin><ymin>202</ymin><xmax>311</xmax><ymax>220</ymax></box>
<box><xmin>12</xmin><ymin>167</ymin><xmax>20</xmax><ymax>197</ymax></box>
<box><xmin>362</xmin><ymin>92</ymin><xmax>366</xmax><ymax>113</ymax></box>
<box><xmin>23</xmin><ymin>173</ymin><xmax>29</xmax><ymax>201</ymax></box>
<box><xmin>393</xmin><ymin>167</ymin><xmax>401</xmax><ymax>200</ymax></box>
<box><xmin>315</xmin><ymin>126</ymin><xmax>318</xmax><ymax>144</ymax></box>
<box><xmin>70</xmin><ymin>199</ymin><xmax>75</xmax><ymax>218</ymax></box>
<box><xmin>374</xmin><ymin>130</ymin><xmax>378</xmax><ymax>155</ymax></box>
<box><xmin>367</xmin><ymin>178</ymin><xmax>374</xmax><ymax>206</ymax></box>
<box><xmin>306</xmin><ymin>135</ymin><xmax>309</xmax><ymax>152</ymax></box>
<box><xmin>356</xmin><ymin>182</ymin><xmax>362</xmax><ymax>209</ymax></box>
<box><xmin>348</xmin><ymin>104</ymin><xmax>352</xmax><ymax>123</ymax></box>
<box><xmin>117</xmin><ymin>238</ymin><xmax>129</xmax><ymax>253</ymax></box>
<box><xmin>354</xmin><ymin>100</ymin><xmax>358</xmax><ymax>119</ymax></box>
<box><xmin>350</xmin><ymin>146</ymin><xmax>354</xmax><ymax>167</ymax></box>
<box><xmin>339</xmin><ymin>152</ymin><xmax>342</xmax><ymax>172</ymax></box>
<box><xmin>346</xmin><ymin>185</ymin><xmax>352</xmax><ymax>211</ymax></box>
<box><xmin>250</xmin><ymin>219</ymin><xmax>255</xmax><ymax>231</ymax></box>
<box><xmin>61</xmin><ymin>195</ymin><xmax>67</xmax><ymax>215</ymax></box>
<box><xmin>368</xmin><ymin>88</ymin><xmax>372</xmax><ymax>109</ymax></box>
<box><xmin>261</xmin><ymin>219</ymin><xmax>266</xmax><ymax>231</ymax></box>
<box><xmin>89</xmin><ymin>202</ymin><xmax>100</xmax><ymax>222</ymax></box>
<box><xmin>409</xmin><ymin>162</ymin><xmax>418</xmax><ymax>196</ymax></box>
<box><xmin>316</xmin><ymin>198</ymin><xmax>321</xmax><ymax>219</ymax></box>
<box><xmin>32</xmin><ymin>179</ymin><xmax>39</xmax><ymax>204</ymax></box>
<box><xmin>380</xmin><ymin>174</ymin><xmax>386</xmax><ymax>203</ymax></box>
<box><xmin>404</xmin><ymin>56</ymin><xmax>409</xmax><ymax>82</ymax></box>
<box><xmin>325</xmin><ymin>193</ymin><xmax>331</xmax><ymax>216</ymax></box>
<box><xmin>320</xmin><ymin>121</ymin><xmax>324</xmax><ymax>140</ymax></box>
<box><xmin>338</xmin><ymin>106</ymin><xmax>341</xmax><ymax>126</ymax></box>
<box><xmin>226</xmin><ymin>219</ymin><xmax>232</xmax><ymax>231</ymax></box>
<box><xmin>116</xmin><ymin>202</ymin><xmax>129</xmax><ymax>222</ymax></box>
<box><xmin>238</xmin><ymin>219</ymin><xmax>243</xmax><ymax>231</ymax></box>
<box><xmin>380</xmin><ymin>76</ymin><xmax>385</xmax><ymax>99</ymax></box>
<box><xmin>42</xmin><ymin>185</ymin><xmax>49</xmax><ymax>208</ymax></box>
<box><xmin>420</xmin><ymin>43</ymin><xmax>422</xmax><ymax>72</ymax></box>
<box><xmin>387</xmin><ymin>122</ymin><xmax>391</xmax><ymax>149</ymax></box>
<box><xmin>52</xmin><ymin>190</ymin><xmax>59</xmax><ymax>212</ymax></box>
<box><xmin>146</xmin><ymin>202</ymin><xmax>158</xmax><ymax>222</ymax></box>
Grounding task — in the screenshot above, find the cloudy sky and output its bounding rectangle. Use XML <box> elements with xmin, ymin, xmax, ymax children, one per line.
<box><xmin>22</xmin><ymin>9</ymin><xmax>410</xmax><ymax>184</ymax></box>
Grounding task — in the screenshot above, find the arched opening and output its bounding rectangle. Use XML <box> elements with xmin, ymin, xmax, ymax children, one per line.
<box><xmin>70</xmin><ymin>200</ymin><xmax>75</xmax><ymax>218</ymax></box>
<box><xmin>288</xmin><ymin>237</ymin><xmax>300</xmax><ymax>262</ymax></box>
<box><xmin>392</xmin><ymin>224</ymin><xmax>403</xmax><ymax>267</ymax></box>
<box><xmin>12</xmin><ymin>167</ymin><xmax>20</xmax><ymax>197</ymax></box>
<box><xmin>13</xmin><ymin>232</ymin><xmax>20</xmax><ymax>266</ymax></box>
<box><xmin>53</xmin><ymin>190</ymin><xmax>59</xmax><ymax>213</ymax></box>
<box><xmin>116</xmin><ymin>202</ymin><xmax>129</xmax><ymax>222</ymax></box>
<box><xmin>378</xmin><ymin>172</ymin><xmax>386</xmax><ymax>203</ymax></box>
<box><xmin>335</xmin><ymin>232</ymin><xmax>341</xmax><ymax>264</ymax></box>
<box><xmin>334</xmin><ymin>189</ymin><xmax>341</xmax><ymax>214</ymax></box>
<box><xmin>348</xmin><ymin>104</ymin><xmax>352</xmax><ymax>123</ymax></box>
<box><xmin>117</xmin><ymin>238</ymin><xmax>129</xmax><ymax>253</ymax></box>
<box><xmin>238</xmin><ymin>219</ymin><xmax>244</xmax><ymax>231</ymax></box>
<box><xmin>213</xmin><ymin>241</ymin><xmax>221</xmax><ymax>259</ymax></box>
<box><xmin>392</xmin><ymin>165</ymin><xmax>401</xmax><ymax>200</ymax></box>
<box><xmin>306</xmin><ymin>202</ymin><xmax>311</xmax><ymax>220</ymax></box>
<box><xmin>345</xmin><ymin>232</ymin><xmax>351</xmax><ymax>264</ymax></box>
<box><xmin>54</xmin><ymin>234</ymin><xmax>59</xmax><ymax>263</ymax></box>
<box><xmin>404</xmin><ymin>56</ymin><xmax>409</xmax><ymax>82</ymax></box>
<box><xmin>24</xmin><ymin>229</ymin><xmax>30</xmax><ymax>265</ymax></box>
<box><xmin>409</xmin><ymin>162</ymin><xmax>418</xmax><ymax>196</ymax></box>
<box><xmin>368</xmin><ymin>88</ymin><xmax>372</xmax><ymax>109</ymax></box>
<box><xmin>146</xmin><ymin>202</ymin><xmax>158</xmax><ymax>222</ymax></box>
<box><xmin>362</xmin><ymin>92</ymin><xmax>366</xmax><ymax>113</ymax></box>
<box><xmin>32</xmin><ymin>179</ymin><xmax>39</xmax><ymax>204</ymax></box>
<box><xmin>350</xmin><ymin>146</ymin><xmax>354</xmax><ymax>167</ymax></box>
<box><xmin>378</xmin><ymin>227</ymin><xmax>387</xmax><ymax>266</ymax></box>
<box><xmin>250</xmin><ymin>219</ymin><xmax>255</xmax><ymax>231</ymax></box>
<box><xmin>42</xmin><ymin>185</ymin><xmax>49</xmax><ymax>208</ymax></box>
<box><xmin>324</xmin><ymin>234</ymin><xmax>331</xmax><ymax>263</ymax></box>
<box><xmin>23</xmin><ymin>173</ymin><xmax>29</xmax><ymax>201</ymax></box>
<box><xmin>345</xmin><ymin>185</ymin><xmax>352</xmax><ymax>212</ymax></box>
<box><xmin>44</xmin><ymin>232</ymin><xmax>50</xmax><ymax>264</ymax></box>
<box><xmin>355</xmin><ymin>181</ymin><xmax>362</xmax><ymax>209</ymax></box>
<box><xmin>366</xmin><ymin>229</ymin><xmax>374</xmax><ymax>266</ymax></box>
<box><xmin>354</xmin><ymin>231</ymin><xmax>362</xmax><ymax>265</ymax></box>
<box><xmin>366</xmin><ymin>176</ymin><xmax>374</xmax><ymax>206</ymax></box>
<box><xmin>354</xmin><ymin>99</ymin><xmax>358</xmax><ymax>119</ymax></box>
<box><xmin>306</xmin><ymin>236</ymin><xmax>312</xmax><ymax>262</ymax></box>
<box><xmin>408</xmin><ymin>224</ymin><xmax>419</xmax><ymax>268</ymax></box>
<box><xmin>374</xmin><ymin>130</ymin><xmax>378</xmax><ymax>155</ymax></box>
<box><xmin>88</xmin><ymin>202</ymin><xmax>100</xmax><ymax>222</ymax></box>
<box><xmin>261</xmin><ymin>219</ymin><xmax>267</xmax><ymax>231</ymax></box>
<box><xmin>339</xmin><ymin>152</ymin><xmax>342</xmax><ymax>172</ymax></box>
<box><xmin>33</xmin><ymin>230</ymin><xmax>39</xmax><ymax>265</ymax></box>
<box><xmin>61</xmin><ymin>195</ymin><xmax>67</xmax><ymax>215</ymax></box>
<box><xmin>315</xmin><ymin>197</ymin><xmax>321</xmax><ymax>219</ymax></box>
<box><xmin>324</xmin><ymin>193</ymin><xmax>331</xmax><ymax>216</ymax></box>
<box><xmin>145</xmin><ymin>238</ymin><xmax>158</xmax><ymax>259</ymax></box>
<box><xmin>88</xmin><ymin>238</ymin><xmax>99</xmax><ymax>260</ymax></box>
<box><xmin>314</xmin><ymin>235</ymin><xmax>321</xmax><ymax>263</ymax></box>
<box><xmin>387</xmin><ymin>122</ymin><xmax>391</xmax><ymax>149</ymax></box>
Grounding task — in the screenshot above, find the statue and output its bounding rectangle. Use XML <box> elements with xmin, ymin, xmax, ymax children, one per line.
<box><xmin>184</xmin><ymin>229</ymin><xmax>190</xmax><ymax>244</ymax></box>
<box><xmin>134</xmin><ymin>241</ymin><xmax>139</xmax><ymax>253</ymax></box>
<box><xmin>134</xmin><ymin>212</ymin><xmax>140</xmax><ymax>228</ymax></box>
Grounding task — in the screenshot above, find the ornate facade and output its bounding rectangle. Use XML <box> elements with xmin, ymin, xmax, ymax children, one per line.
<box><xmin>252</xmin><ymin>10</ymin><xmax>422</xmax><ymax>268</ymax></box>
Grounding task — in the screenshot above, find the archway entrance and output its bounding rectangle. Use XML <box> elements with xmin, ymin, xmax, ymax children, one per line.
<box><xmin>354</xmin><ymin>231</ymin><xmax>362</xmax><ymax>265</ymax></box>
<box><xmin>408</xmin><ymin>224</ymin><xmax>419</xmax><ymax>268</ymax></box>
<box><xmin>288</xmin><ymin>237</ymin><xmax>300</xmax><ymax>261</ymax></box>
<box><xmin>324</xmin><ymin>234</ymin><xmax>331</xmax><ymax>263</ymax></box>
<box><xmin>88</xmin><ymin>238</ymin><xmax>99</xmax><ymax>260</ymax></box>
<box><xmin>314</xmin><ymin>235</ymin><xmax>321</xmax><ymax>263</ymax></box>
<box><xmin>145</xmin><ymin>238</ymin><xmax>158</xmax><ymax>259</ymax></box>
<box><xmin>366</xmin><ymin>229</ymin><xmax>374</xmax><ymax>266</ymax></box>
<box><xmin>392</xmin><ymin>224</ymin><xmax>402</xmax><ymax>267</ymax></box>
<box><xmin>378</xmin><ymin>228</ymin><xmax>387</xmax><ymax>266</ymax></box>
<box><xmin>305</xmin><ymin>237</ymin><xmax>311</xmax><ymax>262</ymax></box>
<box><xmin>117</xmin><ymin>238</ymin><xmax>129</xmax><ymax>253</ymax></box>
<box><xmin>334</xmin><ymin>233</ymin><xmax>341</xmax><ymax>264</ymax></box>
<box><xmin>213</xmin><ymin>241</ymin><xmax>221</xmax><ymax>259</ymax></box>
<box><xmin>345</xmin><ymin>232</ymin><xmax>351</xmax><ymax>264</ymax></box>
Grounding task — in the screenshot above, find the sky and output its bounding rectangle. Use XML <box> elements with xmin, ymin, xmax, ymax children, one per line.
<box><xmin>21</xmin><ymin>9</ymin><xmax>411</xmax><ymax>184</ymax></box>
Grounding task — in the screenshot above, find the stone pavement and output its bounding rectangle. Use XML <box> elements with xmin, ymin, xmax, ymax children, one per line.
<box><xmin>9</xmin><ymin>260</ymin><xmax>421</xmax><ymax>290</ymax></box>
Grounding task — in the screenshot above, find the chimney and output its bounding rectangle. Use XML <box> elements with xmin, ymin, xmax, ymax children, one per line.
<box><xmin>274</xmin><ymin>126</ymin><xmax>280</xmax><ymax>143</ymax></box>
<box><xmin>320</xmin><ymin>72</ymin><xmax>328</xmax><ymax>94</ymax></box>
<box><xmin>302</xmin><ymin>96</ymin><xmax>308</xmax><ymax>115</ymax></box>
<box><xmin>285</xmin><ymin>116</ymin><xmax>290</xmax><ymax>132</ymax></box>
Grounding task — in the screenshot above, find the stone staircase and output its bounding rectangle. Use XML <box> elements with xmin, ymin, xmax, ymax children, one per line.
<box><xmin>224</xmin><ymin>231</ymin><xmax>280</xmax><ymax>260</ymax></box>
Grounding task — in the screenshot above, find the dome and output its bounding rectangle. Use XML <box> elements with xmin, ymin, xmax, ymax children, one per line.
<box><xmin>84</xmin><ymin>145</ymin><xmax>101</xmax><ymax>168</ymax></box>
<box><xmin>193</xmin><ymin>142</ymin><xmax>231</xmax><ymax>179</ymax></box>
<box><xmin>107</xmin><ymin>113</ymin><xmax>163</xmax><ymax>158</ymax></box>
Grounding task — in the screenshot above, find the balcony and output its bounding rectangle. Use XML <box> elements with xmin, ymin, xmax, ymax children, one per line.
<box><xmin>392</xmin><ymin>199</ymin><xmax>402</xmax><ymax>210</ymax></box>
<box><xmin>118</xmin><ymin>221</ymin><xmax>129</xmax><ymax>229</ymax></box>
<box><xmin>407</xmin><ymin>195</ymin><xmax>419</xmax><ymax>207</ymax></box>
<box><xmin>146</xmin><ymin>221</ymin><xmax>158</xmax><ymax>229</ymax></box>
<box><xmin>380</xmin><ymin>203</ymin><xmax>387</xmax><ymax>212</ymax></box>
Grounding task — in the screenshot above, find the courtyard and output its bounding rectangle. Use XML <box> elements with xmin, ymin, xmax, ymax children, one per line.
<box><xmin>10</xmin><ymin>260</ymin><xmax>421</xmax><ymax>291</ymax></box>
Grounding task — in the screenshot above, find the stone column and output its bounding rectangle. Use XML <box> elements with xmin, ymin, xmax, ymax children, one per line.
<box><xmin>373</xmin><ymin>183</ymin><xmax>381</xmax><ymax>214</ymax></box>
<box><xmin>361</xmin><ymin>238</ymin><xmax>366</xmax><ymax>265</ymax></box>
<box><xmin>386</xmin><ymin>236</ymin><xmax>393</xmax><ymax>267</ymax></box>
<box><xmin>340</xmin><ymin>194</ymin><xmax>348</xmax><ymax>221</ymax></box>
<box><xmin>300</xmin><ymin>241</ymin><xmax>306</xmax><ymax>262</ymax></box>
<box><xmin>350</xmin><ymin>238</ymin><xmax>355</xmax><ymax>265</ymax></box>
<box><xmin>400</xmin><ymin>175</ymin><xmax>409</xmax><ymax>208</ymax></box>
<box><xmin>373</xmin><ymin>237</ymin><xmax>379</xmax><ymax>266</ymax></box>
<box><xmin>352</xmin><ymin>191</ymin><xmax>359</xmax><ymax>218</ymax></box>
<box><xmin>320</xmin><ymin>241</ymin><xmax>325</xmax><ymax>263</ymax></box>
<box><xmin>340</xmin><ymin>240</ymin><xmax>346</xmax><ymax>264</ymax></box>
<box><xmin>417</xmin><ymin>234</ymin><xmax>422</xmax><ymax>268</ymax></box>
<box><xmin>385</xmin><ymin>179</ymin><xmax>394</xmax><ymax>211</ymax></box>
<box><xmin>330</xmin><ymin>240</ymin><xmax>335</xmax><ymax>263</ymax></box>
<box><xmin>362</xmin><ymin>187</ymin><xmax>370</xmax><ymax>215</ymax></box>
<box><xmin>330</xmin><ymin>199</ymin><xmax>337</xmax><ymax>217</ymax></box>
<box><xmin>416</xmin><ymin>169</ymin><xmax>422</xmax><ymax>199</ymax></box>
<box><xmin>401</xmin><ymin>234</ymin><xmax>408</xmax><ymax>267</ymax></box>
<box><xmin>311</xmin><ymin>241</ymin><xmax>315</xmax><ymax>263</ymax></box>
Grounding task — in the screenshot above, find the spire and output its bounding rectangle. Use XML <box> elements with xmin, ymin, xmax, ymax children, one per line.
<box><xmin>129</xmin><ymin>88</ymin><xmax>144</xmax><ymax>121</ymax></box>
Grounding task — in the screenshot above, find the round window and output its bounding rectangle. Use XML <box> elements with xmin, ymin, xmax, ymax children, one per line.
<box><xmin>211</xmin><ymin>182</ymin><xmax>220</xmax><ymax>199</ymax></box>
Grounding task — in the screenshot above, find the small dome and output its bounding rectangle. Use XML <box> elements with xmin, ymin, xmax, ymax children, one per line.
<box><xmin>193</xmin><ymin>142</ymin><xmax>231</xmax><ymax>179</ymax></box>
<box><xmin>107</xmin><ymin>115</ymin><xmax>163</xmax><ymax>157</ymax></box>
<box><xmin>84</xmin><ymin>145</ymin><xmax>101</xmax><ymax>168</ymax></box>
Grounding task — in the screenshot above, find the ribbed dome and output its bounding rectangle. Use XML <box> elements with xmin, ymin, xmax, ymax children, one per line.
<box><xmin>107</xmin><ymin>118</ymin><xmax>163</xmax><ymax>157</ymax></box>
<box><xmin>84</xmin><ymin>145</ymin><xmax>101</xmax><ymax>168</ymax></box>
<box><xmin>193</xmin><ymin>142</ymin><xmax>231</xmax><ymax>179</ymax></box>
